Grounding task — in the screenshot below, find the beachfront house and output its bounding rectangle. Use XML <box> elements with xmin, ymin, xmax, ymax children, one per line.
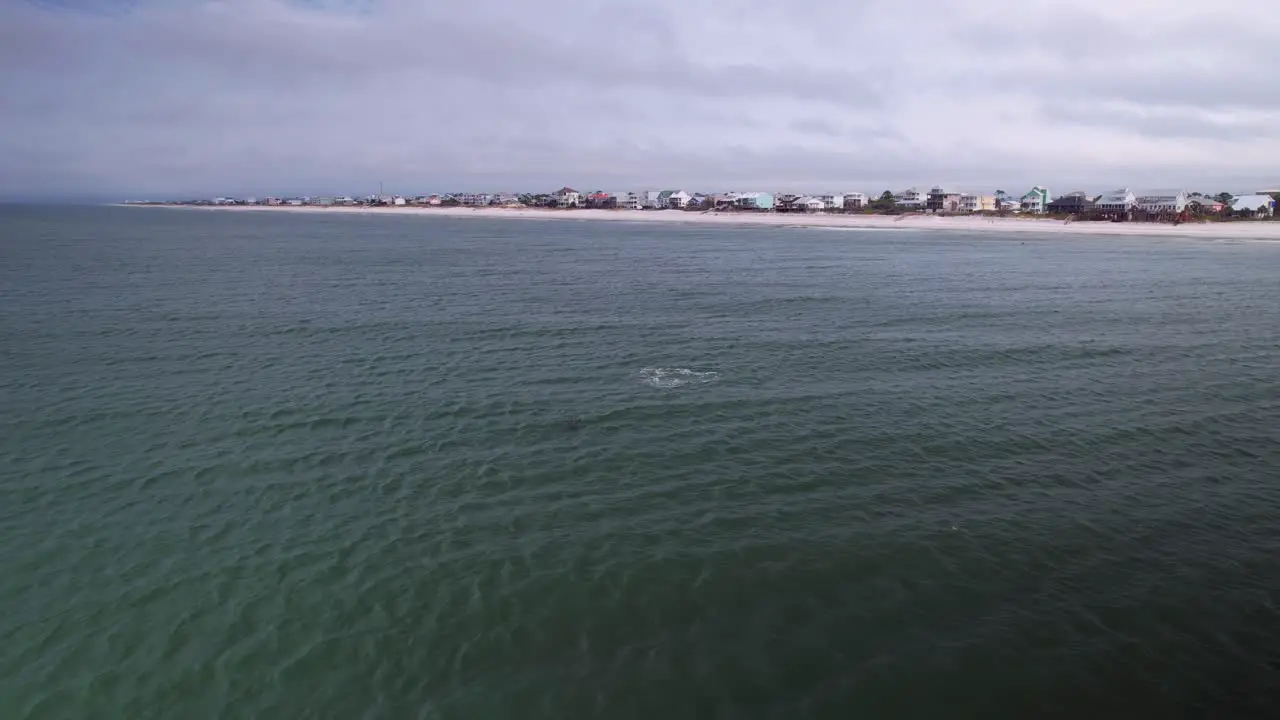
<box><xmin>842</xmin><ymin>192</ymin><xmax>867</xmax><ymax>210</ymax></box>
<box><xmin>1231</xmin><ymin>195</ymin><xmax>1276</xmax><ymax>217</ymax></box>
<box><xmin>926</xmin><ymin>187</ymin><xmax>963</xmax><ymax>212</ymax></box>
<box><xmin>583</xmin><ymin>192</ymin><xmax>613</xmax><ymax>208</ymax></box>
<box><xmin>457</xmin><ymin>193</ymin><xmax>491</xmax><ymax>206</ymax></box>
<box><xmin>1186</xmin><ymin>194</ymin><xmax>1225</xmax><ymax>214</ymax></box>
<box><xmin>658</xmin><ymin>190</ymin><xmax>692</xmax><ymax>209</ymax></box>
<box><xmin>1046</xmin><ymin>191</ymin><xmax>1095</xmax><ymax>215</ymax></box>
<box><xmin>1020</xmin><ymin>187</ymin><xmax>1051</xmax><ymax>214</ymax></box>
<box><xmin>774</xmin><ymin>194</ymin><xmax>802</xmax><ymax>212</ymax></box>
<box><xmin>959</xmin><ymin>194</ymin><xmax>996</xmax><ymax>212</ymax></box>
<box><xmin>711</xmin><ymin>193</ymin><xmax>736</xmax><ymax>210</ymax></box>
<box><xmin>894</xmin><ymin>188</ymin><xmax>926</xmax><ymax>210</ymax></box>
<box><xmin>639</xmin><ymin>190</ymin><xmax>665</xmax><ymax>209</ymax></box>
<box><xmin>792</xmin><ymin>196</ymin><xmax>827</xmax><ymax>212</ymax></box>
<box><xmin>1095</xmin><ymin>189</ymin><xmax>1137</xmax><ymax>219</ymax></box>
<box><xmin>819</xmin><ymin>194</ymin><xmax>844</xmax><ymax>211</ymax></box>
<box><xmin>733</xmin><ymin>192</ymin><xmax>774</xmax><ymax>211</ymax></box>
<box><xmin>611</xmin><ymin>192</ymin><xmax>641</xmax><ymax>210</ymax></box>
<box><xmin>711</xmin><ymin>193</ymin><xmax>739</xmax><ymax>210</ymax></box>
<box><xmin>553</xmin><ymin>187</ymin><xmax>581</xmax><ymax>208</ymax></box>
<box><xmin>1135</xmin><ymin>190</ymin><xmax>1188</xmax><ymax>215</ymax></box>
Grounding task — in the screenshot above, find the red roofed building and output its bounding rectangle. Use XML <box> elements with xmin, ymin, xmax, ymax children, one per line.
<box><xmin>585</xmin><ymin>192</ymin><xmax>615</xmax><ymax>209</ymax></box>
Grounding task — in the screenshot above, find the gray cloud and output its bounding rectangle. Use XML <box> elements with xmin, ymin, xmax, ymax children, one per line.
<box><xmin>2</xmin><ymin>0</ymin><xmax>1279</xmax><ymax>200</ymax></box>
<box><xmin>1040</xmin><ymin>103</ymin><xmax>1276</xmax><ymax>141</ymax></box>
<box><xmin>944</xmin><ymin>5</ymin><xmax>1280</xmax><ymax>112</ymax></box>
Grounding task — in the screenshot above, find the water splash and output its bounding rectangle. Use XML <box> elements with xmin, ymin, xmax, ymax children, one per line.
<box><xmin>638</xmin><ymin>367</ymin><xmax>719</xmax><ymax>389</ymax></box>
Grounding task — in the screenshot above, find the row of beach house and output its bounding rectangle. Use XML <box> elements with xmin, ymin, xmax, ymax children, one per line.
<box><xmin>192</xmin><ymin>186</ymin><xmax>1277</xmax><ymax>219</ymax></box>
<box><xmin>902</xmin><ymin>187</ymin><xmax>1277</xmax><ymax>218</ymax></box>
<box><xmin>518</xmin><ymin>187</ymin><xmax>1278</xmax><ymax>218</ymax></box>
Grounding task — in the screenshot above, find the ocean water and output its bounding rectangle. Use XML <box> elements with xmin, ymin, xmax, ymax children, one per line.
<box><xmin>3</xmin><ymin>206</ymin><xmax>1280</xmax><ymax>718</ymax></box>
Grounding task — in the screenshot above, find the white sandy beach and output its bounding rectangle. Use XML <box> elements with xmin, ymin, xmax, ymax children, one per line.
<box><xmin>131</xmin><ymin>204</ymin><xmax>1280</xmax><ymax>240</ymax></box>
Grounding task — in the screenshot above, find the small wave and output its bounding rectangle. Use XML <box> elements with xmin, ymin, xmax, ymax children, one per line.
<box><xmin>638</xmin><ymin>367</ymin><xmax>719</xmax><ymax>389</ymax></box>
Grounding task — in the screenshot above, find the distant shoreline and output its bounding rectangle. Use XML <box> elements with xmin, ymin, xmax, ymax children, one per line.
<box><xmin>117</xmin><ymin>204</ymin><xmax>1280</xmax><ymax>240</ymax></box>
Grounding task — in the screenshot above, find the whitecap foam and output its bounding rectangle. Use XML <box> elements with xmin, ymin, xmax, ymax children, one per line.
<box><xmin>638</xmin><ymin>367</ymin><xmax>719</xmax><ymax>389</ymax></box>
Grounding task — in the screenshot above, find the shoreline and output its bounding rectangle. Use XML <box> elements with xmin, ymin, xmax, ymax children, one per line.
<box><xmin>118</xmin><ymin>204</ymin><xmax>1280</xmax><ymax>240</ymax></box>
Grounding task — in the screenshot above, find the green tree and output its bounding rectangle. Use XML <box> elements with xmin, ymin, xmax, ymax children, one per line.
<box><xmin>1214</xmin><ymin>192</ymin><xmax>1233</xmax><ymax>205</ymax></box>
<box><xmin>868</xmin><ymin>190</ymin><xmax>895</xmax><ymax>211</ymax></box>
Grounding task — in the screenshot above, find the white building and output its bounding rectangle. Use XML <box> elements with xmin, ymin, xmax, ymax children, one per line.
<box><xmin>661</xmin><ymin>190</ymin><xmax>692</xmax><ymax>209</ymax></box>
<box><xmin>1095</xmin><ymin>189</ymin><xmax>1137</xmax><ymax>214</ymax></box>
<box><xmin>1231</xmin><ymin>195</ymin><xmax>1276</xmax><ymax>217</ymax></box>
<box><xmin>819</xmin><ymin>194</ymin><xmax>844</xmax><ymax>210</ymax></box>
<box><xmin>553</xmin><ymin>187</ymin><xmax>581</xmax><ymax>208</ymax></box>
<box><xmin>842</xmin><ymin>192</ymin><xmax>867</xmax><ymax>210</ymax></box>
<box><xmin>894</xmin><ymin>187</ymin><xmax>926</xmax><ymax>210</ymax></box>
<box><xmin>1135</xmin><ymin>190</ymin><xmax>1188</xmax><ymax>214</ymax></box>
<box><xmin>793</xmin><ymin>196</ymin><xmax>826</xmax><ymax>212</ymax></box>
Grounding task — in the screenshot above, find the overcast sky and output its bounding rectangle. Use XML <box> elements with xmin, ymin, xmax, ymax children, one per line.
<box><xmin>3</xmin><ymin>0</ymin><xmax>1279</xmax><ymax>199</ymax></box>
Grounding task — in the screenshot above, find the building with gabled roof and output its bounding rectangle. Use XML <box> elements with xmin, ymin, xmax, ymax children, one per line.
<box><xmin>1020</xmin><ymin>186</ymin><xmax>1051</xmax><ymax>214</ymax></box>
<box><xmin>1046</xmin><ymin>191</ymin><xmax>1094</xmax><ymax>215</ymax></box>
<box><xmin>553</xmin><ymin>187</ymin><xmax>581</xmax><ymax>208</ymax></box>
<box><xmin>1094</xmin><ymin>189</ymin><xmax>1136</xmax><ymax>218</ymax></box>
<box><xmin>1134</xmin><ymin>190</ymin><xmax>1188</xmax><ymax>214</ymax></box>
<box><xmin>1231</xmin><ymin>195</ymin><xmax>1275</xmax><ymax>217</ymax></box>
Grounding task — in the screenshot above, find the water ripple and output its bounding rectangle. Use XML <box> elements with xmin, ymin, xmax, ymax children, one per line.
<box><xmin>3</xmin><ymin>208</ymin><xmax>1280</xmax><ymax>716</ymax></box>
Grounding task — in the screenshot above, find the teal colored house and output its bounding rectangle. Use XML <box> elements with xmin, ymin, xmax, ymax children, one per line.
<box><xmin>1020</xmin><ymin>186</ymin><xmax>1051</xmax><ymax>214</ymax></box>
<box><xmin>733</xmin><ymin>192</ymin><xmax>774</xmax><ymax>210</ymax></box>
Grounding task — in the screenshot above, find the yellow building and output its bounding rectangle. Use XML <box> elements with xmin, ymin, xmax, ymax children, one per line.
<box><xmin>959</xmin><ymin>193</ymin><xmax>996</xmax><ymax>212</ymax></box>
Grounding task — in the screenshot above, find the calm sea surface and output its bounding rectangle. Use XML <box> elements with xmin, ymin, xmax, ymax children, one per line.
<box><xmin>3</xmin><ymin>206</ymin><xmax>1280</xmax><ymax>718</ymax></box>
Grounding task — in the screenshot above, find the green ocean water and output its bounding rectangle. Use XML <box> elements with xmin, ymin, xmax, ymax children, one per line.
<box><xmin>3</xmin><ymin>206</ymin><xmax>1280</xmax><ymax>717</ymax></box>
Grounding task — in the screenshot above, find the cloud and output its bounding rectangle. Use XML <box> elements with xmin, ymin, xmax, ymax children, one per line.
<box><xmin>1039</xmin><ymin>103</ymin><xmax>1280</xmax><ymax>141</ymax></box>
<box><xmin>1</xmin><ymin>0</ymin><xmax>1278</xmax><ymax>199</ymax></box>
